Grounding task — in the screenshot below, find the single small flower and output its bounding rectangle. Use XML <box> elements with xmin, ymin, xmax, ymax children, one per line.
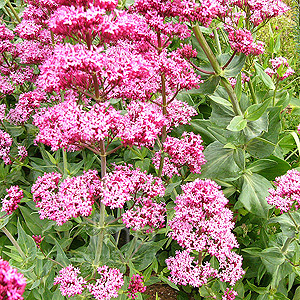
<box><xmin>32</xmin><ymin>235</ymin><xmax>44</xmax><ymax>248</ymax></box>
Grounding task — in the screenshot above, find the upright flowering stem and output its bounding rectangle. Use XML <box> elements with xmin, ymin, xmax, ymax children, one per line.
<box><xmin>192</xmin><ymin>23</ymin><xmax>243</xmax><ymax>116</ymax></box>
<box><xmin>248</xmin><ymin>79</ymin><xmax>258</xmax><ymax>104</ymax></box>
<box><xmin>157</xmin><ymin>32</ymin><xmax>168</xmax><ymax>177</ymax></box>
<box><xmin>6</xmin><ymin>1</ymin><xmax>21</xmax><ymax>23</ymax></box>
<box><xmin>94</xmin><ymin>140</ymin><xmax>106</xmax><ymax>267</ymax></box>
<box><xmin>1</xmin><ymin>226</ymin><xmax>25</xmax><ymax>259</ymax></box>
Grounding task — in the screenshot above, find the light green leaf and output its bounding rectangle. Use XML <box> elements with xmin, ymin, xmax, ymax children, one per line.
<box><xmin>227</xmin><ymin>116</ymin><xmax>247</xmax><ymax>131</ymax></box>
<box><xmin>255</xmin><ymin>62</ymin><xmax>275</xmax><ymax>90</ymax></box>
<box><xmin>245</xmin><ymin>98</ymin><xmax>272</xmax><ymax>121</ymax></box>
<box><xmin>208</xmin><ymin>95</ymin><xmax>232</xmax><ymax>107</ymax></box>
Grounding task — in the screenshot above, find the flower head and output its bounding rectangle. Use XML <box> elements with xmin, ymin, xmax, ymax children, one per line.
<box><xmin>1</xmin><ymin>186</ymin><xmax>23</xmax><ymax>215</ymax></box>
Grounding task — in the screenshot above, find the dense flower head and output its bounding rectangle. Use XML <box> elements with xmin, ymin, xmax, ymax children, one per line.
<box><xmin>25</xmin><ymin>0</ymin><xmax>57</xmax><ymax>10</ymax></box>
<box><xmin>227</xmin><ymin>28</ymin><xmax>265</xmax><ymax>55</ymax></box>
<box><xmin>166</xmin><ymin>250</ymin><xmax>217</xmax><ymax>287</ymax></box>
<box><xmin>17</xmin><ymin>146</ymin><xmax>28</xmax><ymax>160</ymax></box>
<box><xmin>87</xmin><ymin>266</ymin><xmax>124</xmax><ymax>300</ymax></box>
<box><xmin>120</xmin><ymin>101</ymin><xmax>166</xmax><ymax>148</ymax></box>
<box><xmin>7</xmin><ymin>90</ymin><xmax>47</xmax><ymax>125</ymax></box>
<box><xmin>15</xmin><ymin>20</ymin><xmax>43</xmax><ymax>40</ymax></box>
<box><xmin>127</xmin><ymin>274</ymin><xmax>146</xmax><ymax>299</ymax></box>
<box><xmin>266</xmin><ymin>169</ymin><xmax>300</xmax><ymax>213</ymax></box>
<box><xmin>0</xmin><ymin>104</ymin><xmax>6</xmax><ymax>121</ymax></box>
<box><xmin>265</xmin><ymin>56</ymin><xmax>295</xmax><ymax>81</ymax></box>
<box><xmin>0</xmin><ymin>76</ymin><xmax>14</xmax><ymax>95</ymax></box>
<box><xmin>122</xmin><ymin>198</ymin><xmax>166</xmax><ymax>232</ymax></box>
<box><xmin>31</xmin><ymin>170</ymin><xmax>101</xmax><ymax>225</ymax></box>
<box><xmin>229</xmin><ymin>0</ymin><xmax>289</xmax><ymax>26</ymax></box>
<box><xmin>54</xmin><ymin>265</ymin><xmax>87</xmax><ymax>297</ymax></box>
<box><xmin>56</xmin><ymin>0</ymin><xmax>118</xmax><ymax>10</ymax></box>
<box><xmin>177</xmin><ymin>43</ymin><xmax>198</xmax><ymax>59</ymax></box>
<box><xmin>169</xmin><ymin>179</ymin><xmax>238</xmax><ymax>253</ymax></box>
<box><xmin>166</xmin><ymin>179</ymin><xmax>244</xmax><ymax>286</ymax></box>
<box><xmin>152</xmin><ymin>132</ymin><xmax>206</xmax><ymax>177</ymax></box>
<box><xmin>101</xmin><ymin>164</ymin><xmax>165</xmax><ymax>209</ymax></box>
<box><xmin>0</xmin><ymin>257</ymin><xmax>26</xmax><ymax>300</ymax></box>
<box><xmin>0</xmin><ymin>23</ymin><xmax>14</xmax><ymax>40</ymax></box>
<box><xmin>0</xmin><ymin>129</ymin><xmax>13</xmax><ymax>165</ymax></box>
<box><xmin>1</xmin><ymin>186</ymin><xmax>23</xmax><ymax>215</ymax></box>
<box><xmin>165</xmin><ymin>99</ymin><xmax>197</xmax><ymax>129</ymax></box>
<box><xmin>16</xmin><ymin>40</ymin><xmax>53</xmax><ymax>64</ymax></box>
<box><xmin>101</xmin><ymin>164</ymin><xmax>166</xmax><ymax>231</ymax></box>
<box><xmin>33</xmin><ymin>99</ymin><xmax>122</xmax><ymax>151</ymax></box>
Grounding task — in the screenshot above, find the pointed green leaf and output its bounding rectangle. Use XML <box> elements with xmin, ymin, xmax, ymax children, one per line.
<box><xmin>255</xmin><ymin>62</ymin><xmax>275</xmax><ymax>90</ymax></box>
<box><xmin>227</xmin><ymin>116</ymin><xmax>247</xmax><ymax>131</ymax></box>
<box><xmin>245</xmin><ymin>98</ymin><xmax>272</xmax><ymax>121</ymax></box>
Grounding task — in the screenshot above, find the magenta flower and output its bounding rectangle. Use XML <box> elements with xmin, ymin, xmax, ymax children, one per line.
<box><xmin>127</xmin><ymin>274</ymin><xmax>146</xmax><ymax>299</ymax></box>
<box><xmin>152</xmin><ymin>132</ymin><xmax>206</xmax><ymax>177</ymax></box>
<box><xmin>1</xmin><ymin>186</ymin><xmax>23</xmax><ymax>215</ymax></box>
<box><xmin>0</xmin><ymin>257</ymin><xmax>26</xmax><ymax>300</ymax></box>
<box><xmin>265</xmin><ymin>57</ymin><xmax>295</xmax><ymax>81</ymax></box>
<box><xmin>266</xmin><ymin>169</ymin><xmax>300</xmax><ymax>213</ymax></box>
<box><xmin>54</xmin><ymin>265</ymin><xmax>86</xmax><ymax>297</ymax></box>
<box><xmin>87</xmin><ymin>266</ymin><xmax>124</xmax><ymax>300</ymax></box>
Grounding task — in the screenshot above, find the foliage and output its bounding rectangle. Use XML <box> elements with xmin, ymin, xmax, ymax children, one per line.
<box><xmin>0</xmin><ymin>0</ymin><xmax>299</xmax><ymax>300</ymax></box>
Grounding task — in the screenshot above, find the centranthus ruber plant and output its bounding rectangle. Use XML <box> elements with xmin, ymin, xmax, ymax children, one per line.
<box><xmin>0</xmin><ymin>0</ymin><xmax>298</xmax><ymax>299</ymax></box>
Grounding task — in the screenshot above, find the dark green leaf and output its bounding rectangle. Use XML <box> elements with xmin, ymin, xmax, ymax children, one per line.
<box><xmin>238</xmin><ymin>173</ymin><xmax>271</xmax><ymax>218</ymax></box>
<box><xmin>222</xmin><ymin>53</ymin><xmax>246</xmax><ymax>77</ymax></box>
<box><xmin>245</xmin><ymin>98</ymin><xmax>272</xmax><ymax>121</ymax></box>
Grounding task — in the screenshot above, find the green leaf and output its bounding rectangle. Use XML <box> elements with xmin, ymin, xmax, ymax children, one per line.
<box><xmin>247</xmin><ymin>281</ymin><xmax>269</xmax><ymax>295</ymax></box>
<box><xmin>160</xmin><ymin>276</ymin><xmax>180</xmax><ymax>291</ymax></box>
<box><xmin>222</xmin><ymin>53</ymin><xmax>246</xmax><ymax>77</ymax></box>
<box><xmin>238</xmin><ymin>173</ymin><xmax>271</xmax><ymax>218</ymax></box>
<box><xmin>235</xmin><ymin>73</ymin><xmax>242</xmax><ymax>102</ymax></box>
<box><xmin>245</xmin><ymin>98</ymin><xmax>272</xmax><ymax>121</ymax></box>
<box><xmin>195</xmin><ymin>75</ymin><xmax>220</xmax><ymax>94</ymax></box>
<box><xmin>293</xmin><ymin>286</ymin><xmax>300</xmax><ymax>300</ymax></box>
<box><xmin>227</xmin><ymin>116</ymin><xmax>247</xmax><ymax>131</ymax></box>
<box><xmin>17</xmin><ymin>219</ymin><xmax>37</xmax><ymax>259</ymax></box>
<box><xmin>255</xmin><ymin>62</ymin><xmax>275</xmax><ymax>90</ymax></box>
<box><xmin>53</xmin><ymin>238</ymin><xmax>70</xmax><ymax>267</ymax></box>
<box><xmin>208</xmin><ymin>95</ymin><xmax>232</xmax><ymax>107</ymax></box>
<box><xmin>0</xmin><ymin>0</ymin><xmax>8</xmax><ymax>9</ymax></box>
<box><xmin>247</xmin><ymin>159</ymin><xmax>278</xmax><ymax>173</ymax></box>
<box><xmin>200</xmin><ymin>141</ymin><xmax>241</xmax><ymax>181</ymax></box>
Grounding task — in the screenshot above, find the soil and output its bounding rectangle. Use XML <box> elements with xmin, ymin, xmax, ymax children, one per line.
<box><xmin>145</xmin><ymin>284</ymin><xmax>179</xmax><ymax>300</ymax></box>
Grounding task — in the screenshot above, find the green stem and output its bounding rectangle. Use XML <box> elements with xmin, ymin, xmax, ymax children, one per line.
<box><xmin>248</xmin><ymin>78</ymin><xmax>258</xmax><ymax>104</ymax></box>
<box><xmin>94</xmin><ymin>140</ymin><xmax>106</xmax><ymax>267</ymax></box>
<box><xmin>192</xmin><ymin>23</ymin><xmax>243</xmax><ymax>116</ymax></box>
<box><xmin>273</xmin><ymin>81</ymin><xmax>279</xmax><ymax>106</ymax></box>
<box><xmin>2</xmin><ymin>226</ymin><xmax>25</xmax><ymax>259</ymax></box>
<box><xmin>62</xmin><ymin>149</ymin><xmax>69</xmax><ymax>176</ymax></box>
<box><xmin>192</xmin><ymin>23</ymin><xmax>222</xmax><ymax>75</ymax></box>
<box><xmin>4</xmin><ymin>5</ymin><xmax>16</xmax><ymax>24</ymax></box>
<box><xmin>213</xmin><ymin>28</ymin><xmax>222</xmax><ymax>55</ymax></box>
<box><xmin>221</xmin><ymin>77</ymin><xmax>243</xmax><ymax>116</ymax></box>
<box><xmin>6</xmin><ymin>1</ymin><xmax>21</xmax><ymax>23</ymax></box>
<box><xmin>288</xmin><ymin>211</ymin><xmax>299</xmax><ymax>232</ymax></box>
<box><xmin>281</xmin><ymin>236</ymin><xmax>295</xmax><ymax>254</ymax></box>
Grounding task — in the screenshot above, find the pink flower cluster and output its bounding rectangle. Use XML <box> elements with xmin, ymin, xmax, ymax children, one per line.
<box><xmin>0</xmin><ymin>257</ymin><xmax>26</xmax><ymax>300</ymax></box>
<box><xmin>222</xmin><ymin>288</ymin><xmax>238</xmax><ymax>300</ymax></box>
<box><xmin>152</xmin><ymin>132</ymin><xmax>206</xmax><ymax>177</ymax></box>
<box><xmin>31</xmin><ymin>170</ymin><xmax>101</xmax><ymax>225</ymax></box>
<box><xmin>1</xmin><ymin>185</ymin><xmax>23</xmax><ymax>215</ymax></box>
<box><xmin>266</xmin><ymin>169</ymin><xmax>300</xmax><ymax>213</ymax></box>
<box><xmin>227</xmin><ymin>28</ymin><xmax>265</xmax><ymax>56</ymax></box>
<box><xmin>166</xmin><ymin>179</ymin><xmax>244</xmax><ymax>288</ymax></box>
<box><xmin>101</xmin><ymin>164</ymin><xmax>166</xmax><ymax>231</ymax></box>
<box><xmin>87</xmin><ymin>266</ymin><xmax>124</xmax><ymax>300</ymax></box>
<box><xmin>121</xmin><ymin>101</ymin><xmax>166</xmax><ymax>148</ymax></box>
<box><xmin>54</xmin><ymin>265</ymin><xmax>87</xmax><ymax>297</ymax></box>
<box><xmin>0</xmin><ymin>129</ymin><xmax>13</xmax><ymax>165</ymax></box>
<box><xmin>7</xmin><ymin>90</ymin><xmax>47</xmax><ymax>125</ymax></box>
<box><xmin>33</xmin><ymin>99</ymin><xmax>122</xmax><ymax>151</ymax></box>
<box><xmin>265</xmin><ymin>57</ymin><xmax>295</xmax><ymax>81</ymax></box>
<box><xmin>127</xmin><ymin>274</ymin><xmax>146</xmax><ymax>299</ymax></box>
<box><xmin>32</xmin><ymin>235</ymin><xmax>44</xmax><ymax>248</ymax></box>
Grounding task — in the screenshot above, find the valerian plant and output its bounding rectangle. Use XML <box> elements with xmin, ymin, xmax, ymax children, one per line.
<box><xmin>0</xmin><ymin>0</ymin><xmax>298</xmax><ymax>300</ymax></box>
